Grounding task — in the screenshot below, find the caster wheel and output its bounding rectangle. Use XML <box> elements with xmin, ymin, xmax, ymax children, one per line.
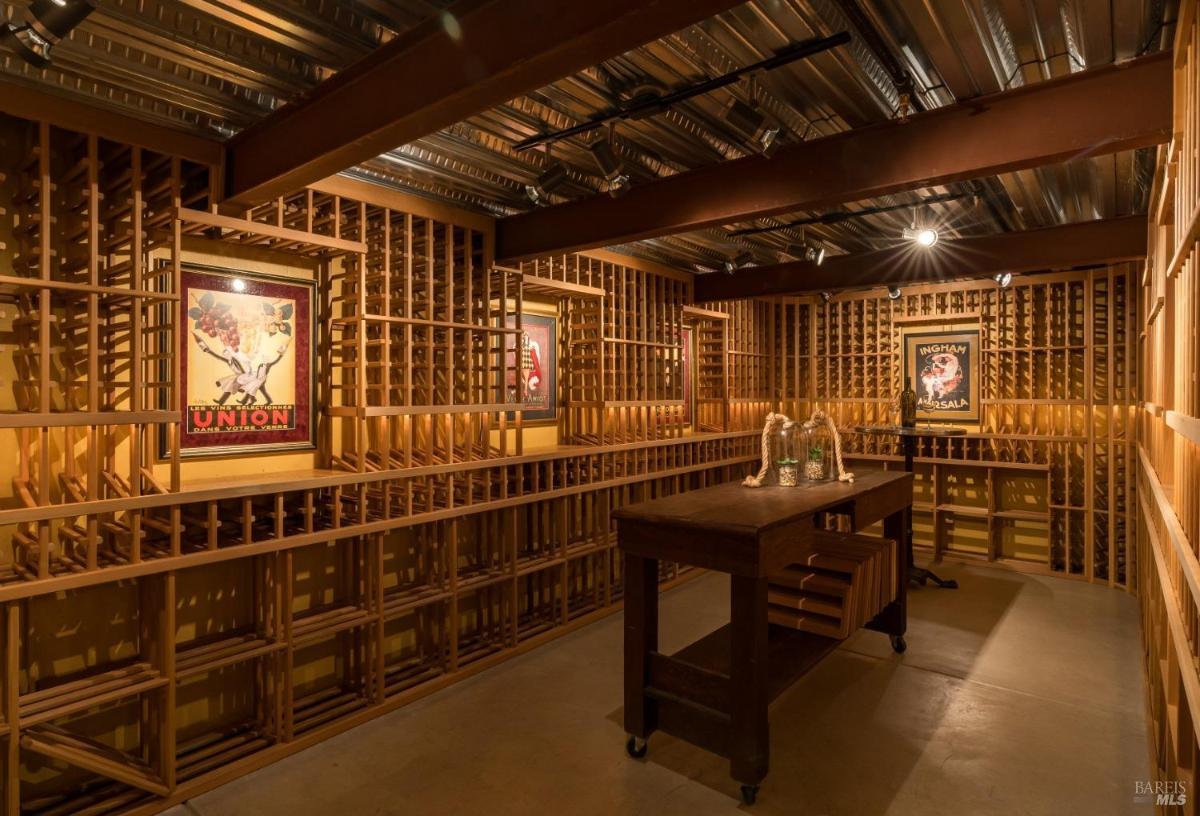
<box><xmin>890</xmin><ymin>635</ymin><xmax>907</xmax><ymax>654</ymax></box>
<box><xmin>625</xmin><ymin>736</ymin><xmax>647</xmax><ymax>759</ymax></box>
<box><xmin>740</xmin><ymin>785</ymin><xmax>759</xmax><ymax>805</ymax></box>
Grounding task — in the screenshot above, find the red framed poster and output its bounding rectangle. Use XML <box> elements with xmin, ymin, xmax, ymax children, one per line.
<box><xmin>178</xmin><ymin>264</ymin><xmax>315</xmax><ymax>457</ymax></box>
<box><xmin>902</xmin><ymin>328</ymin><xmax>980</xmax><ymax>423</ymax></box>
<box><xmin>682</xmin><ymin>327</ymin><xmax>693</xmax><ymax>425</ymax></box>
<box><xmin>505</xmin><ymin>312</ymin><xmax>557</xmax><ymax>422</ymax></box>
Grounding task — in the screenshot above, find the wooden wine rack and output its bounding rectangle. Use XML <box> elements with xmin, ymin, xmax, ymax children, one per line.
<box><xmin>0</xmin><ymin>61</ymin><xmax>1162</xmax><ymax>809</ymax></box>
<box><xmin>700</xmin><ymin>276</ymin><xmax>1136</xmax><ymax>584</ymax></box>
<box><xmin>0</xmin><ymin>109</ymin><xmax>774</xmax><ymax>812</ymax></box>
<box><xmin>1137</xmin><ymin>0</ymin><xmax>1200</xmax><ymax>798</ymax></box>
<box><xmin>792</xmin><ymin>271</ymin><xmax>1137</xmax><ymax>584</ymax></box>
<box><xmin>519</xmin><ymin>251</ymin><xmax>690</xmax><ymax>444</ymax></box>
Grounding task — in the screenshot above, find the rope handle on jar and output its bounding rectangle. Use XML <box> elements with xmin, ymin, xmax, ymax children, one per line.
<box><xmin>802</xmin><ymin>409</ymin><xmax>855</xmax><ymax>483</ymax></box>
<box><xmin>742</xmin><ymin>412</ymin><xmax>789</xmax><ymax>488</ymax></box>
<box><xmin>742</xmin><ymin>410</ymin><xmax>855</xmax><ymax>488</ymax></box>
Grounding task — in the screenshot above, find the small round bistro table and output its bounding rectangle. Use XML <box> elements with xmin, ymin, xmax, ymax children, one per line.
<box><xmin>855</xmin><ymin>424</ymin><xmax>967</xmax><ymax>589</ymax></box>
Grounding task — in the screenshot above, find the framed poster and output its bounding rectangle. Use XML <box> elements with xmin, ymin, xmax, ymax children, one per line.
<box><xmin>903</xmin><ymin>329</ymin><xmax>980</xmax><ymax>422</ymax></box>
<box><xmin>681</xmin><ymin>327</ymin><xmax>693</xmax><ymax>426</ymax></box>
<box><xmin>178</xmin><ymin>264</ymin><xmax>315</xmax><ymax>457</ymax></box>
<box><xmin>506</xmin><ymin>312</ymin><xmax>557</xmax><ymax>422</ymax></box>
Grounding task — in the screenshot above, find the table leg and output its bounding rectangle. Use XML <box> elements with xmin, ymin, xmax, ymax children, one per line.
<box><xmin>868</xmin><ymin>505</ymin><xmax>909</xmax><ymax>652</ymax></box>
<box><xmin>903</xmin><ymin>435</ymin><xmax>957</xmax><ymax>589</ymax></box>
<box><xmin>623</xmin><ymin>553</ymin><xmax>658</xmax><ymax>751</ymax></box>
<box><xmin>729</xmin><ymin>574</ymin><xmax>768</xmax><ymax>800</ymax></box>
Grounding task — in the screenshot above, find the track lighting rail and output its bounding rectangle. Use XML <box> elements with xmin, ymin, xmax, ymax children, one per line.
<box><xmin>513</xmin><ymin>32</ymin><xmax>852</xmax><ymax>152</ymax></box>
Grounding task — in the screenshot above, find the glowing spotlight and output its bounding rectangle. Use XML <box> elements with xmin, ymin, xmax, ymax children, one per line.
<box><xmin>232</xmin><ymin>278</ymin><xmax>247</xmax><ymax>293</ymax></box>
<box><xmin>903</xmin><ymin>226</ymin><xmax>939</xmax><ymax>247</ymax></box>
<box><xmin>887</xmin><ymin>285</ymin><xmax>902</xmax><ymax>300</ymax></box>
<box><xmin>993</xmin><ymin>272</ymin><xmax>1013</xmax><ymax>288</ymax></box>
<box><xmin>441</xmin><ymin>12</ymin><xmax>462</xmax><ymax>41</ymax></box>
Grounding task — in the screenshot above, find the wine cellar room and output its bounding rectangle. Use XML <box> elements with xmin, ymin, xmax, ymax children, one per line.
<box><xmin>0</xmin><ymin>0</ymin><xmax>1194</xmax><ymax>813</ymax></box>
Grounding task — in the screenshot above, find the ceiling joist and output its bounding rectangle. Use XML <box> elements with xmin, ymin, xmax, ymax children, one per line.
<box><xmin>496</xmin><ymin>52</ymin><xmax>1172</xmax><ymax>262</ymax></box>
<box><xmin>222</xmin><ymin>0</ymin><xmax>748</xmax><ymax>206</ymax></box>
<box><xmin>693</xmin><ymin>216</ymin><xmax>1148</xmax><ymax>301</ymax></box>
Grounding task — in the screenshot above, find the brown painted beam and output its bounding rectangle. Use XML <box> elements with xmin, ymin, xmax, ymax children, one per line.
<box><xmin>497</xmin><ymin>52</ymin><xmax>1171</xmax><ymax>261</ymax></box>
<box><xmin>693</xmin><ymin>216</ymin><xmax>1147</xmax><ymax>301</ymax></box>
<box><xmin>0</xmin><ymin>79</ymin><xmax>223</xmax><ymax>166</ymax></box>
<box><xmin>224</xmin><ymin>0</ymin><xmax>747</xmax><ymax>206</ymax></box>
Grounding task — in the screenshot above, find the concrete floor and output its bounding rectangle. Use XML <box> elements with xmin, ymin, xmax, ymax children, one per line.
<box><xmin>168</xmin><ymin>562</ymin><xmax>1152</xmax><ymax>815</ymax></box>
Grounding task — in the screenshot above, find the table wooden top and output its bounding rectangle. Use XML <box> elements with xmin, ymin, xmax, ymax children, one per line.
<box><xmin>613</xmin><ymin>469</ymin><xmax>912</xmax><ymax>541</ymax></box>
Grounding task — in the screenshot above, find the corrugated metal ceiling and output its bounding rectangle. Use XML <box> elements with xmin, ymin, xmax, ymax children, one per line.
<box><xmin>0</xmin><ymin>0</ymin><xmax>1175</xmax><ymax>270</ymax></box>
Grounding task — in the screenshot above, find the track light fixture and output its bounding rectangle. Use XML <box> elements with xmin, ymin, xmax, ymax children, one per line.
<box><xmin>888</xmin><ymin>285</ymin><xmax>902</xmax><ymax>300</ymax></box>
<box><xmin>819</xmin><ymin>291</ymin><xmax>833</xmax><ymax>304</ymax></box>
<box><xmin>785</xmin><ymin>229</ymin><xmax>825</xmax><ymax>266</ymax></box>
<box><xmin>723</xmin><ymin>250</ymin><xmax>754</xmax><ymax>275</ymax></box>
<box><xmin>588</xmin><ymin>131</ymin><xmax>630</xmax><ymax>198</ymax></box>
<box><xmin>0</xmin><ymin>0</ymin><xmax>93</xmax><ymax>67</ymax></box>
<box><xmin>514</xmin><ymin>32</ymin><xmax>850</xmax><ymax>152</ymax></box>
<box><xmin>902</xmin><ymin>226</ymin><xmax>939</xmax><ymax>247</ymax></box>
<box><xmin>524</xmin><ymin>161</ymin><xmax>569</xmax><ymax>205</ymax></box>
<box><xmin>786</xmin><ymin>242</ymin><xmax>825</xmax><ymax>265</ymax></box>
<box><xmin>993</xmin><ymin>272</ymin><xmax>1013</xmax><ymax>288</ymax></box>
<box><xmin>724</xmin><ymin>99</ymin><xmax>780</xmax><ymax>157</ymax></box>
<box><xmin>903</xmin><ymin>205</ymin><xmax>939</xmax><ymax>247</ymax></box>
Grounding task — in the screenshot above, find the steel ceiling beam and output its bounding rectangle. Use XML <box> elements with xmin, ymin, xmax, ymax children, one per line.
<box><xmin>223</xmin><ymin>0</ymin><xmax>748</xmax><ymax>206</ymax></box>
<box><xmin>692</xmin><ymin>216</ymin><xmax>1147</xmax><ymax>301</ymax></box>
<box><xmin>496</xmin><ymin>52</ymin><xmax>1171</xmax><ymax>262</ymax></box>
<box><xmin>0</xmin><ymin>78</ymin><xmax>224</xmax><ymax>165</ymax></box>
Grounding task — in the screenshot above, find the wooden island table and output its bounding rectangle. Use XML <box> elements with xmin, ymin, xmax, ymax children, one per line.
<box><xmin>613</xmin><ymin>470</ymin><xmax>913</xmax><ymax>805</ymax></box>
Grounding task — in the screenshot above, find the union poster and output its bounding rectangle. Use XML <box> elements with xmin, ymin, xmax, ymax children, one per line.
<box><xmin>180</xmin><ymin>266</ymin><xmax>315</xmax><ymax>456</ymax></box>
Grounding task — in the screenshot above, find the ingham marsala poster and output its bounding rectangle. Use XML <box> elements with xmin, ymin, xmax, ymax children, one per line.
<box><xmin>180</xmin><ymin>265</ymin><xmax>315</xmax><ymax>456</ymax></box>
<box><xmin>903</xmin><ymin>329</ymin><xmax>980</xmax><ymax>423</ymax></box>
